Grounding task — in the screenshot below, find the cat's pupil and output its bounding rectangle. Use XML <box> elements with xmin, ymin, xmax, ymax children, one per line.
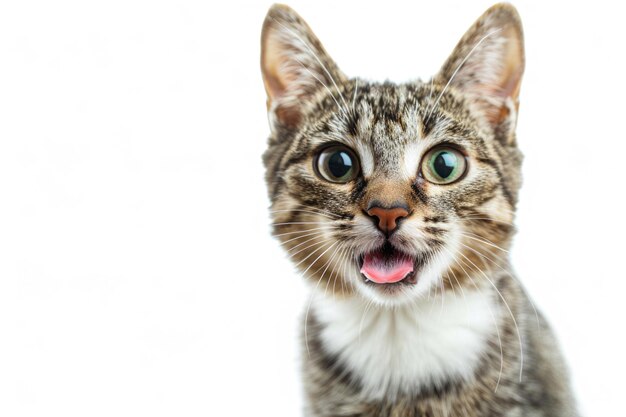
<box><xmin>433</xmin><ymin>151</ymin><xmax>456</xmax><ymax>178</ymax></box>
<box><xmin>328</xmin><ymin>151</ymin><xmax>353</xmax><ymax>178</ymax></box>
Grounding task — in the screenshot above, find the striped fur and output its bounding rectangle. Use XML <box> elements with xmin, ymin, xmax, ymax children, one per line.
<box><xmin>261</xmin><ymin>3</ymin><xmax>578</xmax><ymax>416</ymax></box>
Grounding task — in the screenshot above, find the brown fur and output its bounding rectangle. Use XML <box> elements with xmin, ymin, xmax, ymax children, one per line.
<box><xmin>261</xmin><ymin>3</ymin><xmax>578</xmax><ymax>416</ymax></box>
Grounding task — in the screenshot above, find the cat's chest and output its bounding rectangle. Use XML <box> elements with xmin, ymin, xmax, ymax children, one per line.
<box><xmin>312</xmin><ymin>288</ymin><xmax>499</xmax><ymax>399</ymax></box>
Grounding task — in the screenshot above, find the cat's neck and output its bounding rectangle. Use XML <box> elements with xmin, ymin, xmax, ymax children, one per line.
<box><xmin>311</xmin><ymin>284</ymin><xmax>500</xmax><ymax>399</ymax></box>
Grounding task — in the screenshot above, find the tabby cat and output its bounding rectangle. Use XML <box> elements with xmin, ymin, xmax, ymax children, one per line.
<box><xmin>260</xmin><ymin>3</ymin><xmax>579</xmax><ymax>416</ymax></box>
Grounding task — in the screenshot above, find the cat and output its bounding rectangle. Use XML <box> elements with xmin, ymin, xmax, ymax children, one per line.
<box><xmin>260</xmin><ymin>3</ymin><xmax>579</xmax><ymax>416</ymax></box>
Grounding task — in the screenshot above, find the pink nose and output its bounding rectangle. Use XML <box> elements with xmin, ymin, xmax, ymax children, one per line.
<box><xmin>366</xmin><ymin>206</ymin><xmax>409</xmax><ymax>234</ymax></box>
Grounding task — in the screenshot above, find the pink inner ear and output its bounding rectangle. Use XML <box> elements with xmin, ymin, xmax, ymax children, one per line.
<box><xmin>261</xmin><ymin>29</ymin><xmax>289</xmax><ymax>101</ymax></box>
<box><xmin>261</xmin><ymin>29</ymin><xmax>309</xmax><ymax>127</ymax></box>
<box><xmin>261</xmin><ymin>6</ymin><xmax>347</xmax><ymax>129</ymax></box>
<box><xmin>436</xmin><ymin>9</ymin><xmax>524</xmax><ymax>127</ymax></box>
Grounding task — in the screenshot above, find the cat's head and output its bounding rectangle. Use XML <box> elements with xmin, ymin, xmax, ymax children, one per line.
<box><xmin>261</xmin><ymin>3</ymin><xmax>524</xmax><ymax>306</ymax></box>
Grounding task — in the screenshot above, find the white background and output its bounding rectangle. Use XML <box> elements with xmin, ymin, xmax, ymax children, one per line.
<box><xmin>0</xmin><ymin>1</ymin><xmax>624</xmax><ymax>416</ymax></box>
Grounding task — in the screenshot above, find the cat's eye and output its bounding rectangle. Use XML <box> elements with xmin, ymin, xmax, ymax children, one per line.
<box><xmin>421</xmin><ymin>147</ymin><xmax>467</xmax><ymax>185</ymax></box>
<box><xmin>315</xmin><ymin>145</ymin><xmax>360</xmax><ymax>183</ymax></box>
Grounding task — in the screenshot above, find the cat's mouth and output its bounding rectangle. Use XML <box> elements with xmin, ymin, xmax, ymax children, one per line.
<box><xmin>358</xmin><ymin>242</ymin><xmax>421</xmax><ymax>286</ymax></box>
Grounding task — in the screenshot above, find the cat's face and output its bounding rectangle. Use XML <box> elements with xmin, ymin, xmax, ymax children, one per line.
<box><xmin>261</xmin><ymin>4</ymin><xmax>524</xmax><ymax>306</ymax></box>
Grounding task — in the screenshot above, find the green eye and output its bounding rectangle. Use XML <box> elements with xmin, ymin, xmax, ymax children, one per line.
<box><xmin>315</xmin><ymin>146</ymin><xmax>360</xmax><ymax>183</ymax></box>
<box><xmin>421</xmin><ymin>147</ymin><xmax>467</xmax><ymax>184</ymax></box>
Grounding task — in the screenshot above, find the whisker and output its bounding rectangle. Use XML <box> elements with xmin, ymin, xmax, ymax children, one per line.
<box><xmin>302</xmin><ymin>241</ymin><xmax>340</xmax><ymax>356</ymax></box>
<box><xmin>458</xmin><ymin>241</ymin><xmax>541</xmax><ymax>330</ymax></box>
<box><xmin>425</xmin><ymin>29</ymin><xmax>502</xmax><ymax>124</ymax></box>
<box><xmin>332</xmin><ymin>246</ymin><xmax>347</xmax><ymax>296</ymax></box>
<box><xmin>269</xmin><ymin>208</ymin><xmax>342</xmax><ymax>219</ymax></box>
<box><xmin>459</xmin><ymin>216</ymin><xmax>515</xmax><ymax>227</ymax></box>
<box><xmin>428</xmin><ymin>271</ymin><xmax>433</xmax><ymax>301</ymax></box>
<box><xmin>273</xmin><ymin>18</ymin><xmax>350</xmax><ymax>115</ymax></box>
<box><xmin>443</xmin><ymin>272</ymin><xmax>458</xmax><ymax>301</ymax></box>
<box><xmin>293</xmin><ymin>57</ymin><xmax>348</xmax><ymax>117</ymax></box>
<box><xmin>454</xmin><ymin>249</ymin><xmax>524</xmax><ymax>383</ymax></box>
<box><xmin>350</xmin><ymin>249</ymin><xmax>361</xmax><ymax>291</ymax></box>
<box><xmin>332</xmin><ymin>246</ymin><xmax>348</xmax><ymax>296</ymax></box>
<box><xmin>273</xmin><ymin>221</ymin><xmax>335</xmax><ymax>227</ymax></box>
<box><xmin>330</xmin><ymin>254</ymin><xmax>339</xmax><ymax>296</ymax></box>
<box><xmin>323</xmin><ymin>245</ymin><xmax>344</xmax><ymax>299</ymax></box>
<box><xmin>459</xmin><ymin>232</ymin><xmax>509</xmax><ymax>253</ymax></box>
<box><xmin>287</xmin><ymin>234</ymin><xmax>332</xmax><ymax>255</ymax></box>
<box><xmin>300</xmin><ymin>241</ymin><xmax>339</xmax><ymax>279</ymax></box>
<box><xmin>446</xmin><ymin>269</ymin><xmax>470</xmax><ymax>319</ymax></box>
<box><xmin>281</xmin><ymin>229</ymin><xmax>334</xmax><ymax>245</ymax></box>
<box><xmin>295</xmin><ymin>204</ymin><xmax>347</xmax><ymax>218</ymax></box>
<box><xmin>273</xmin><ymin>226</ymin><xmax>339</xmax><ymax>238</ymax></box>
<box><xmin>290</xmin><ymin>237</ymin><xmax>336</xmax><ymax>260</ymax></box>
<box><xmin>427</xmin><ymin>77</ymin><xmax>434</xmax><ymax>105</ymax></box>
<box><xmin>340</xmin><ymin>246</ymin><xmax>354</xmax><ymax>295</ymax></box>
<box><xmin>442</xmin><ymin>246</ymin><xmax>504</xmax><ymax>392</ymax></box>
<box><xmin>439</xmin><ymin>270</ymin><xmax>446</xmax><ymax>316</ymax></box>
<box><xmin>358</xmin><ymin>298</ymin><xmax>375</xmax><ymax>344</ymax></box>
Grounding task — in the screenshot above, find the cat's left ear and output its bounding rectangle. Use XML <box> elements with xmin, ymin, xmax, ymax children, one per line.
<box><xmin>261</xmin><ymin>4</ymin><xmax>346</xmax><ymax>129</ymax></box>
<box><xmin>436</xmin><ymin>3</ymin><xmax>524</xmax><ymax>139</ymax></box>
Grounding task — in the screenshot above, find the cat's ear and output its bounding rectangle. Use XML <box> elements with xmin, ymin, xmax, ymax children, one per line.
<box><xmin>436</xmin><ymin>4</ymin><xmax>524</xmax><ymax>133</ymax></box>
<box><xmin>261</xmin><ymin>4</ymin><xmax>346</xmax><ymax>128</ymax></box>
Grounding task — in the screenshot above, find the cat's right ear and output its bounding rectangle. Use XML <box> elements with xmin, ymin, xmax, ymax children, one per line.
<box><xmin>261</xmin><ymin>4</ymin><xmax>345</xmax><ymax>129</ymax></box>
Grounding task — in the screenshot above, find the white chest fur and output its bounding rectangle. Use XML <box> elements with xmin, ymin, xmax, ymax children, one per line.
<box><xmin>312</xmin><ymin>287</ymin><xmax>500</xmax><ymax>399</ymax></box>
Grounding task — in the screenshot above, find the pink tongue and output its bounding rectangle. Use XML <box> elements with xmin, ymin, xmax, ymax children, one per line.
<box><xmin>360</xmin><ymin>251</ymin><xmax>414</xmax><ymax>284</ymax></box>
